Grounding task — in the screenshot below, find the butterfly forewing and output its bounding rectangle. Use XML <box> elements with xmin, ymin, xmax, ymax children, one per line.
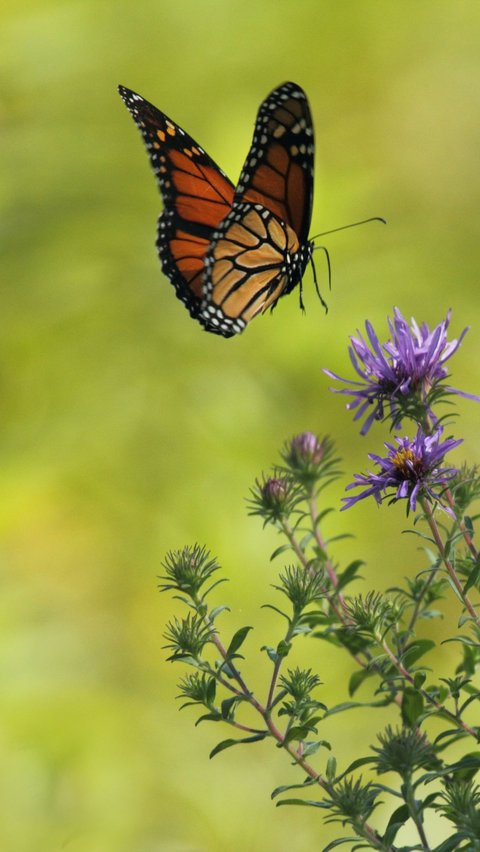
<box><xmin>235</xmin><ymin>82</ymin><xmax>314</xmax><ymax>244</ymax></box>
<box><xmin>200</xmin><ymin>82</ymin><xmax>315</xmax><ymax>335</ymax></box>
<box><xmin>118</xmin><ymin>86</ymin><xmax>235</xmax><ymax>318</ymax></box>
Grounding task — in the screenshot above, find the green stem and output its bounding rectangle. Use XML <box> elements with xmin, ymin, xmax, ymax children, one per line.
<box><xmin>281</xmin><ymin>517</ymin><xmax>370</xmax><ymax>671</ymax></box>
<box><xmin>307</xmin><ymin>495</ymin><xmax>349</xmax><ymax>612</ymax></box>
<box><xmin>379</xmin><ymin>635</ymin><xmax>478</xmax><ymax>740</ymax></box>
<box><xmin>203</xmin><ymin>605</ymin><xmax>393</xmax><ymax>850</ymax></box>
<box><xmin>445</xmin><ymin>486</ymin><xmax>479</xmax><ymax>560</ymax></box>
<box><xmin>266</xmin><ymin>619</ymin><xmax>295</xmax><ymax>711</ymax></box>
<box><xmin>403</xmin><ymin>777</ymin><xmax>431</xmax><ymax>850</ymax></box>
<box><xmin>406</xmin><ymin>568</ymin><xmax>438</xmax><ymax>636</ymax></box>
<box><xmin>421</xmin><ymin>497</ymin><xmax>480</xmax><ymax>630</ymax></box>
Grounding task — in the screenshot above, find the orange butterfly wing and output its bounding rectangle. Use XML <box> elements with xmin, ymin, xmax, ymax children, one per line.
<box><xmin>237</xmin><ymin>81</ymin><xmax>314</xmax><ymax>244</ymax></box>
<box><xmin>118</xmin><ymin>86</ymin><xmax>235</xmax><ymax>320</ymax></box>
<box><xmin>201</xmin><ymin>82</ymin><xmax>314</xmax><ymax>334</ymax></box>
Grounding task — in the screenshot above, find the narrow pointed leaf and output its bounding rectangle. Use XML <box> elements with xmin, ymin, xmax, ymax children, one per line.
<box><xmin>261</xmin><ymin>604</ymin><xmax>290</xmax><ymax>622</ymax></box>
<box><xmin>276</xmin><ymin>798</ymin><xmax>327</xmax><ymax>808</ymax></box>
<box><xmin>196</xmin><ymin>712</ymin><xmax>221</xmax><ymax>725</ymax></box>
<box><xmin>431</xmin><ymin>834</ymin><xmax>465</xmax><ymax>852</ymax></box>
<box><xmin>382</xmin><ymin>803</ymin><xmax>409</xmax><ymax>845</ymax></box>
<box><xmin>348</xmin><ymin>668</ymin><xmax>373</xmax><ymax>697</ymax></box>
<box><xmin>325</xmin><ymin>755</ymin><xmax>337</xmax><ymax>781</ymax></box>
<box><xmin>209</xmin><ymin>605</ymin><xmax>230</xmax><ymax>621</ymax></box>
<box><xmin>221</xmin><ymin>696</ymin><xmax>241</xmax><ymax>719</ymax></box>
<box><xmin>463</xmin><ymin>559</ymin><xmax>480</xmax><ymax>594</ymax></box>
<box><xmin>401</xmin><ymin>639</ymin><xmax>435</xmax><ymax>667</ymax></box>
<box><xmin>401</xmin><ymin>688</ymin><xmax>424</xmax><ymax>726</ymax></box>
<box><xmin>336</xmin><ymin>560</ymin><xmax>364</xmax><ymax>592</ymax></box>
<box><xmin>225</xmin><ymin>626</ymin><xmax>252</xmax><ymax>659</ymax></box>
<box><xmin>270</xmin><ymin>543</ymin><xmax>293</xmax><ymax>561</ymax></box>
<box><xmin>271</xmin><ymin>778</ymin><xmax>317</xmax><ymax>799</ymax></box>
<box><xmin>322</xmin><ymin>839</ymin><xmax>363</xmax><ymax>851</ymax></box>
<box><xmin>209</xmin><ymin>733</ymin><xmax>267</xmax><ymax>759</ymax></box>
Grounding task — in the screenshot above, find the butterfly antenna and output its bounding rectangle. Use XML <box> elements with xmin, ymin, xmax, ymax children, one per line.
<box><xmin>310</xmin><ymin>216</ymin><xmax>386</xmax><ymax>242</ymax></box>
<box><xmin>310</xmin><ymin>249</ymin><xmax>329</xmax><ymax>312</ymax></box>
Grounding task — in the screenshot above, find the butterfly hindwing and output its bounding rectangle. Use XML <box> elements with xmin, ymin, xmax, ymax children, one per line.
<box><xmin>118</xmin><ymin>86</ymin><xmax>235</xmax><ymax>318</ymax></box>
<box><xmin>200</xmin><ymin>202</ymin><xmax>312</xmax><ymax>335</ymax></box>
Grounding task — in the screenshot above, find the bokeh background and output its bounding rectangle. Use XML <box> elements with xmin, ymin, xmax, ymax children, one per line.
<box><xmin>2</xmin><ymin>1</ymin><xmax>480</xmax><ymax>849</ymax></box>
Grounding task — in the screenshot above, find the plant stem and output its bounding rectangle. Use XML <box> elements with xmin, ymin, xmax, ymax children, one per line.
<box><xmin>307</xmin><ymin>495</ymin><xmax>349</xmax><ymax>611</ymax></box>
<box><xmin>379</xmin><ymin>635</ymin><xmax>478</xmax><ymax>740</ymax></box>
<box><xmin>403</xmin><ymin>778</ymin><xmax>431</xmax><ymax>850</ymax></box>
<box><xmin>281</xmin><ymin>517</ymin><xmax>371</xmax><ymax>671</ymax></box>
<box><xmin>421</xmin><ymin>498</ymin><xmax>480</xmax><ymax>629</ymax></box>
<box><xmin>406</xmin><ymin>568</ymin><xmax>438</xmax><ymax>636</ymax></box>
<box><xmin>205</xmin><ymin>605</ymin><xmax>394</xmax><ymax>850</ymax></box>
<box><xmin>445</xmin><ymin>487</ymin><xmax>479</xmax><ymax>561</ymax></box>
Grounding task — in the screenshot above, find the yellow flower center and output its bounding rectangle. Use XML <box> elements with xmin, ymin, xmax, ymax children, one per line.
<box><xmin>392</xmin><ymin>447</ymin><xmax>416</xmax><ymax>475</ymax></box>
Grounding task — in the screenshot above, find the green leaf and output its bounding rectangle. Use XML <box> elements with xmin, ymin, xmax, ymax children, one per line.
<box><xmin>446</xmin><ymin>575</ymin><xmax>467</xmax><ymax>605</ymax></box>
<box><xmin>270</xmin><ymin>543</ymin><xmax>292</xmax><ymax>561</ymax></box>
<box><xmin>317</xmin><ymin>506</ymin><xmax>335</xmax><ymax>523</ymax></box>
<box><xmin>221</xmin><ymin>696</ymin><xmax>241</xmax><ymax>719</ymax></box>
<box><xmin>283</xmin><ymin>724</ymin><xmax>320</xmax><ymax>745</ymax></box>
<box><xmin>401</xmin><ymin>688</ymin><xmax>424</xmax><ymax>726</ymax></box>
<box><xmin>382</xmin><ymin>803</ymin><xmax>409</xmax><ymax>845</ymax></box>
<box><xmin>276</xmin><ymin>639</ymin><xmax>292</xmax><ymax>658</ymax></box>
<box><xmin>443</xmin><ymin>634</ymin><xmax>478</xmax><ymax>647</ymax></box>
<box><xmin>276</xmin><ymin>798</ymin><xmax>327</xmax><ymax>808</ymax></box>
<box><xmin>271</xmin><ymin>778</ymin><xmax>317</xmax><ymax>799</ymax></box>
<box><xmin>451</xmin><ymin>751</ymin><xmax>480</xmax><ymax>781</ymax></box>
<box><xmin>209</xmin><ymin>733</ymin><xmax>267</xmax><ymax>759</ymax></box>
<box><xmin>261</xmin><ymin>603</ymin><xmax>290</xmax><ymax>622</ymax></box>
<box><xmin>325</xmin><ymin>695</ymin><xmax>392</xmax><ymax>717</ymax></box>
<box><xmin>261</xmin><ymin>645</ymin><xmax>281</xmax><ymax>664</ymax></box>
<box><xmin>165</xmin><ymin>652</ymin><xmax>201</xmax><ymax>667</ymax></box>
<box><xmin>420</xmin><ymin>754</ymin><xmax>480</xmax><ymax>785</ymax></box>
<box><xmin>322</xmin><ymin>837</ymin><xmax>363</xmax><ymax>850</ymax></box>
<box><xmin>336</xmin><ymin>560</ymin><xmax>364</xmax><ymax>592</ymax></box>
<box><xmin>463</xmin><ymin>558</ymin><xmax>480</xmax><ymax>594</ymax></box>
<box><xmin>225</xmin><ymin>626</ymin><xmax>252</xmax><ymax>659</ymax></box>
<box><xmin>206</xmin><ymin>677</ymin><xmax>216</xmax><ymax>704</ymax></box>
<box><xmin>348</xmin><ymin>668</ymin><xmax>373</xmax><ymax>697</ymax></box>
<box><xmin>413</xmin><ymin>671</ymin><xmax>426</xmax><ymax>689</ymax></box>
<box><xmin>209</xmin><ymin>605</ymin><xmax>230</xmax><ymax>621</ymax></box>
<box><xmin>299</xmin><ymin>532</ymin><xmax>314</xmax><ymax>550</ymax></box>
<box><xmin>402</xmin><ymin>639</ymin><xmax>435</xmax><ymax>667</ymax></box>
<box><xmin>325</xmin><ymin>755</ymin><xmax>337</xmax><ymax>781</ymax></box>
<box><xmin>301</xmin><ymin>740</ymin><xmax>325</xmax><ymax>758</ymax></box>
<box><xmin>336</xmin><ymin>756</ymin><xmax>375</xmax><ymax>780</ymax></box>
<box><xmin>421</xmin><ymin>792</ymin><xmax>441</xmax><ymax>809</ymax></box>
<box><xmin>431</xmin><ymin>834</ymin><xmax>465</xmax><ymax>852</ymax></box>
<box><xmin>196</xmin><ymin>712</ymin><xmax>221</xmax><ymax>725</ymax></box>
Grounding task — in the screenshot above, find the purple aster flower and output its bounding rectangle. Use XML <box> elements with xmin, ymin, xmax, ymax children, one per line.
<box><xmin>280</xmin><ymin>433</ymin><xmax>339</xmax><ymax>491</ymax></box>
<box><xmin>325</xmin><ymin>308</ymin><xmax>479</xmax><ymax>435</ymax></box>
<box><xmin>342</xmin><ymin>427</ymin><xmax>462</xmax><ymax>513</ymax></box>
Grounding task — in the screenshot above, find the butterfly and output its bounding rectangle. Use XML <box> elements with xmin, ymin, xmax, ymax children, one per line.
<box><xmin>118</xmin><ymin>82</ymin><xmax>316</xmax><ymax>337</ymax></box>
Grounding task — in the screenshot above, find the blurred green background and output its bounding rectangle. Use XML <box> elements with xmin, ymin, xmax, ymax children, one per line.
<box><xmin>2</xmin><ymin>1</ymin><xmax>480</xmax><ymax>849</ymax></box>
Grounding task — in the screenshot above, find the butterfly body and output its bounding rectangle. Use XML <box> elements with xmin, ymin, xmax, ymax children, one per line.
<box><xmin>118</xmin><ymin>82</ymin><xmax>315</xmax><ymax>336</ymax></box>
